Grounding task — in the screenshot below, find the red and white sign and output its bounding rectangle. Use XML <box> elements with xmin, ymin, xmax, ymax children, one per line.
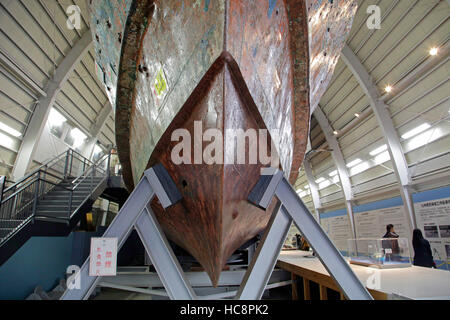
<box><xmin>89</xmin><ymin>237</ymin><xmax>117</xmax><ymax>276</ymax></box>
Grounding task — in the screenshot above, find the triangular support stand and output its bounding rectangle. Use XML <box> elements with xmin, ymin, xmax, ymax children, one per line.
<box><xmin>61</xmin><ymin>164</ymin><xmax>196</xmax><ymax>300</ymax></box>
<box><xmin>61</xmin><ymin>166</ymin><xmax>372</xmax><ymax>300</ymax></box>
<box><xmin>236</xmin><ymin>169</ymin><xmax>372</xmax><ymax>300</ymax></box>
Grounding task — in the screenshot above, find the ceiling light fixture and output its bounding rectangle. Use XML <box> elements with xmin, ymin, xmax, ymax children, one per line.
<box><xmin>328</xmin><ymin>170</ymin><xmax>338</xmax><ymax>177</ymax></box>
<box><xmin>373</xmin><ymin>151</ymin><xmax>390</xmax><ymax>165</ymax></box>
<box><xmin>318</xmin><ymin>180</ymin><xmax>331</xmax><ymax>190</ymax></box>
<box><xmin>429</xmin><ymin>47</ymin><xmax>438</xmax><ymax>56</ymax></box>
<box><xmin>350</xmin><ymin>161</ymin><xmax>370</xmax><ymax>176</ymax></box>
<box><xmin>0</xmin><ymin>122</ymin><xmax>21</xmax><ymax>137</ymax></box>
<box><xmin>346</xmin><ymin>158</ymin><xmax>362</xmax><ymax>168</ymax></box>
<box><xmin>369</xmin><ymin>144</ymin><xmax>388</xmax><ymax>156</ymax></box>
<box><xmin>401</xmin><ymin>123</ymin><xmax>431</xmax><ymax>140</ymax></box>
<box><xmin>315</xmin><ymin>177</ymin><xmax>325</xmax><ymax>184</ymax></box>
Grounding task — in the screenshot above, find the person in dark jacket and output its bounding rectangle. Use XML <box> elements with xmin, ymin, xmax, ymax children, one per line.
<box><xmin>382</xmin><ymin>224</ymin><xmax>400</xmax><ymax>259</ymax></box>
<box><xmin>383</xmin><ymin>224</ymin><xmax>399</xmax><ymax>238</ymax></box>
<box><xmin>412</xmin><ymin>229</ymin><xmax>436</xmax><ymax>268</ymax></box>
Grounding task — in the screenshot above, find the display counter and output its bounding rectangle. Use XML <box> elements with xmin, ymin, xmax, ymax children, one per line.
<box><xmin>277</xmin><ymin>250</ymin><xmax>450</xmax><ymax>300</ymax></box>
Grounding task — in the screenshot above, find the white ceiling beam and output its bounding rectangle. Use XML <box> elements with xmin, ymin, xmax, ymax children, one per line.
<box><xmin>0</xmin><ymin>63</ymin><xmax>39</xmax><ymax>101</ymax></box>
<box><xmin>0</xmin><ymin>47</ymin><xmax>47</xmax><ymax>97</ymax></box>
<box><xmin>313</xmin><ymin>106</ymin><xmax>356</xmax><ymax>238</ymax></box>
<box><xmin>302</xmin><ymin>158</ymin><xmax>321</xmax><ymax>222</ymax></box>
<box><xmin>340</xmin><ymin>44</ymin><xmax>417</xmax><ymax>230</ymax></box>
<box><xmin>312</xmin><ymin>42</ymin><xmax>449</xmax><ymax>155</ymax></box>
<box><xmin>11</xmin><ymin>31</ymin><xmax>93</xmax><ymax>180</ymax></box>
<box><xmin>303</xmin><ymin>159</ymin><xmax>321</xmax><ymax>209</ymax></box>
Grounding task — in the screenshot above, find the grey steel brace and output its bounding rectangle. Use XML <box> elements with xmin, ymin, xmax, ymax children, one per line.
<box><xmin>236</xmin><ymin>170</ymin><xmax>373</xmax><ymax>300</ymax></box>
<box><xmin>60</xmin><ymin>164</ymin><xmax>196</xmax><ymax>300</ymax></box>
<box><xmin>61</xmin><ymin>166</ymin><xmax>371</xmax><ymax>300</ymax></box>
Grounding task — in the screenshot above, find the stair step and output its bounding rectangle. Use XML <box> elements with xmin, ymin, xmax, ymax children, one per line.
<box><xmin>0</xmin><ymin>219</ymin><xmax>23</xmax><ymax>229</ymax></box>
<box><xmin>0</xmin><ymin>228</ymin><xmax>13</xmax><ymax>238</ymax></box>
<box><xmin>41</xmin><ymin>194</ymin><xmax>88</xmax><ymax>203</ymax></box>
<box><xmin>37</xmin><ymin>201</ymin><xmax>83</xmax><ymax>209</ymax></box>
<box><xmin>36</xmin><ymin>203</ymin><xmax>81</xmax><ymax>213</ymax></box>
<box><xmin>35</xmin><ymin>211</ymin><xmax>70</xmax><ymax>219</ymax></box>
<box><xmin>34</xmin><ymin>216</ymin><xmax>68</xmax><ymax>224</ymax></box>
<box><xmin>38</xmin><ymin>200</ymin><xmax>71</xmax><ymax>205</ymax></box>
<box><xmin>50</xmin><ymin>188</ymin><xmax>91</xmax><ymax>193</ymax></box>
<box><xmin>60</xmin><ymin>182</ymin><xmax>103</xmax><ymax>188</ymax></box>
<box><xmin>36</xmin><ymin>206</ymin><xmax>70</xmax><ymax>212</ymax></box>
<box><xmin>60</xmin><ymin>177</ymin><xmax>104</xmax><ymax>184</ymax></box>
<box><xmin>47</xmin><ymin>192</ymin><xmax>90</xmax><ymax>198</ymax></box>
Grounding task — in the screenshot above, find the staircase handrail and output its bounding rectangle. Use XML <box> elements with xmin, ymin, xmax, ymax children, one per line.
<box><xmin>3</xmin><ymin>150</ymin><xmax>68</xmax><ymax>194</ymax></box>
<box><xmin>0</xmin><ymin>149</ymin><xmax>112</xmax><ymax>247</ymax></box>
<box><xmin>70</xmin><ymin>153</ymin><xmax>110</xmax><ymax>189</ymax></box>
<box><xmin>67</xmin><ymin>153</ymin><xmax>111</xmax><ymax>219</ymax></box>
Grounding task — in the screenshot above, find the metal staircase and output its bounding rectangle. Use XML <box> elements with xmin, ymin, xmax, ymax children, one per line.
<box><xmin>0</xmin><ymin>149</ymin><xmax>112</xmax><ymax>265</ymax></box>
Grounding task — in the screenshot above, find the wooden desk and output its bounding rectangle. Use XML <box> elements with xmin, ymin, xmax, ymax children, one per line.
<box><xmin>277</xmin><ymin>250</ymin><xmax>450</xmax><ymax>300</ymax></box>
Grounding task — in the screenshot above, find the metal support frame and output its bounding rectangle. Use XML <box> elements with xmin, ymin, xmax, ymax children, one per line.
<box><xmin>239</xmin><ymin>170</ymin><xmax>372</xmax><ymax>300</ymax></box>
<box><xmin>11</xmin><ymin>31</ymin><xmax>93</xmax><ymax>181</ymax></box>
<box><xmin>340</xmin><ymin>44</ymin><xmax>417</xmax><ymax>230</ymax></box>
<box><xmin>314</xmin><ymin>106</ymin><xmax>357</xmax><ymax>238</ymax></box>
<box><xmin>302</xmin><ymin>158</ymin><xmax>321</xmax><ymax>221</ymax></box>
<box><xmin>60</xmin><ymin>163</ymin><xmax>195</xmax><ymax>300</ymax></box>
<box><xmin>98</xmin><ymin>269</ymin><xmax>290</xmax><ymax>289</ymax></box>
<box><xmin>62</xmin><ymin>165</ymin><xmax>351</xmax><ymax>300</ymax></box>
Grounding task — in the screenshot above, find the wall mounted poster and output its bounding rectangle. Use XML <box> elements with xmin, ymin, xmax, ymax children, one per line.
<box><xmin>414</xmin><ymin>197</ymin><xmax>450</xmax><ymax>269</ymax></box>
<box><xmin>320</xmin><ymin>214</ymin><xmax>352</xmax><ymax>252</ymax></box>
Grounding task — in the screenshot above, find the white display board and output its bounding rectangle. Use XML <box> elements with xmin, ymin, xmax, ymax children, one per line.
<box><xmin>320</xmin><ymin>213</ymin><xmax>352</xmax><ymax>252</ymax></box>
<box><xmin>89</xmin><ymin>237</ymin><xmax>118</xmax><ymax>276</ymax></box>
<box><xmin>354</xmin><ymin>206</ymin><xmax>410</xmax><ymax>239</ymax></box>
<box><xmin>414</xmin><ymin>197</ymin><xmax>450</xmax><ymax>267</ymax></box>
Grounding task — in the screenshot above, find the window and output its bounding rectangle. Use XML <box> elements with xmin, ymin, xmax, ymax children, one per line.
<box><xmin>92</xmin><ymin>144</ymin><xmax>104</xmax><ymax>162</ymax></box>
<box><xmin>65</xmin><ymin>127</ymin><xmax>87</xmax><ymax>150</ymax></box>
<box><xmin>48</xmin><ymin>108</ymin><xmax>67</xmax><ymax>138</ymax></box>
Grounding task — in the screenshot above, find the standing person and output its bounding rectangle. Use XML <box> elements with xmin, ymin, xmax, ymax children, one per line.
<box><xmin>412</xmin><ymin>229</ymin><xmax>436</xmax><ymax>268</ymax></box>
<box><xmin>382</xmin><ymin>224</ymin><xmax>400</xmax><ymax>260</ymax></box>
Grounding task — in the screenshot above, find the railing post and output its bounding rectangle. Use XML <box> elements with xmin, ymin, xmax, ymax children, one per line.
<box><xmin>69</xmin><ymin>149</ymin><xmax>73</xmax><ymax>177</ymax></box>
<box><xmin>31</xmin><ymin>172</ymin><xmax>41</xmax><ymax>222</ymax></box>
<box><xmin>68</xmin><ymin>188</ymin><xmax>73</xmax><ymax>220</ymax></box>
<box><xmin>91</xmin><ymin>165</ymin><xmax>94</xmax><ymax>193</ymax></box>
<box><xmin>106</xmin><ymin>153</ymin><xmax>111</xmax><ymax>177</ymax></box>
<box><xmin>43</xmin><ymin>165</ymin><xmax>48</xmax><ymax>194</ymax></box>
<box><xmin>0</xmin><ymin>176</ymin><xmax>5</xmax><ymax>218</ymax></box>
<box><xmin>64</xmin><ymin>149</ymin><xmax>70</xmax><ymax>178</ymax></box>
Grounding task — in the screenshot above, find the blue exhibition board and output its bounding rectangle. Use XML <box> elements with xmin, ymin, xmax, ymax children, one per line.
<box><xmin>320</xmin><ymin>185</ymin><xmax>450</xmax><ymax>270</ymax></box>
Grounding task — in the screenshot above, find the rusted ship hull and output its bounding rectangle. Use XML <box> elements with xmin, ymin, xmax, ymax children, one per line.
<box><xmin>89</xmin><ymin>0</ymin><xmax>357</xmax><ymax>285</ymax></box>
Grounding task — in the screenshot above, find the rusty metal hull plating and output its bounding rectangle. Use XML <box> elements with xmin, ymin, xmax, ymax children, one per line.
<box><xmin>89</xmin><ymin>0</ymin><xmax>357</xmax><ymax>285</ymax></box>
